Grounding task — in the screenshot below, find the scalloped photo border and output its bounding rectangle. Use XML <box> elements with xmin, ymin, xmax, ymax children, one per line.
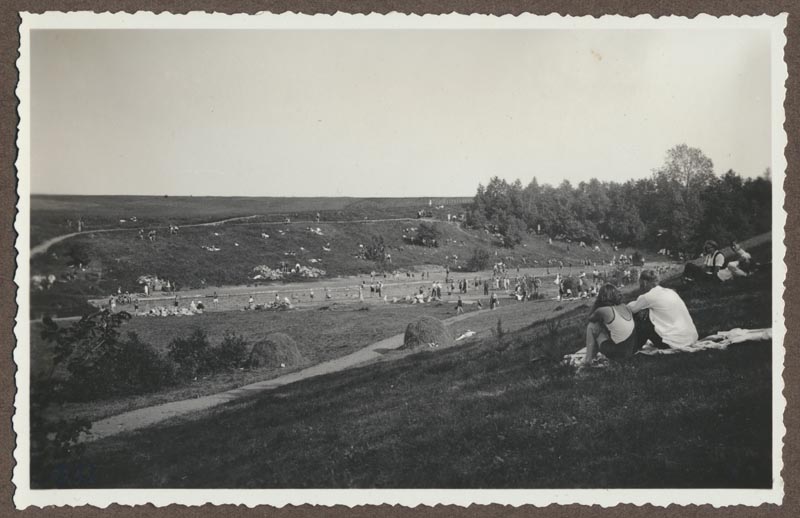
<box><xmin>12</xmin><ymin>10</ymin><xmax>788</xmax><ymax>509</ymax></box>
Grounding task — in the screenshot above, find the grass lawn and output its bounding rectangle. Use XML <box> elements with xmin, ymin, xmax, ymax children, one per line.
<box><xmin>37</xmin><ymin>269</ymin><xmax>774</xmax><ymax>489</ymax></box>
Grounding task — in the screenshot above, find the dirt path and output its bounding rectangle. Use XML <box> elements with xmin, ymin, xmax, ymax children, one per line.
<box><xmin>82</xmin><ymin>304</ymin><xmax>536</xmax><ymax>442</ymax></box>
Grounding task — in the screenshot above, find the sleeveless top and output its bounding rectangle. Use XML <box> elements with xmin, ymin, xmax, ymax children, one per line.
<box><xmin>604</xmin><ymin>305</ymin><xmax>635</xmax><ymax>344</ymax></box>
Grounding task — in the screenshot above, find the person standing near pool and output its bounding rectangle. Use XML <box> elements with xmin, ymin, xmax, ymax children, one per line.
<box><xmin>627</xmin><ymin>270</ymin><xmax>698</xmax><ymax>349</ymax></box>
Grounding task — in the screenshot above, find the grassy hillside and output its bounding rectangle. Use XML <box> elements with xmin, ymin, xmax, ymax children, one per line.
<box><xmin>38</xmin><ymin>266</ymin><xmax>774</xmax><ymax>489</ymax></box>
<box><xmin>30</xmin><ymin>212</ymin><xmax>639</xmax><ymax>317</ymax></box>
<box><xmin>30</xmin><ymin>195</ymin><xmax>468</xmax><ymax>246</ymax></box>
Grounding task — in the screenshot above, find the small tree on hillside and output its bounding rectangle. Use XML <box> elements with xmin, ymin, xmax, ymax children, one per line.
<box><xmin>416</xmin><ymin>222</ymin><xmax>441</xmax><ymax>247</ymax></box>
<box><xmin>66</xmin><ymin>244</ymin><xmax>91</xmax><ymax>269</ymax></box>
<box><xmin>466</xmin><ymin>248</ymin><xmax>492</xmax><ymax>271</ymax></box>
<box><xmin>364</xmin><ymin>235</ymin><xmax>387</xmax><ymax>264</ymax></box>
<box><xmin>33</xmin><ymin>310</ymin><xmax>132</xmax><ymax>481</ymax></box>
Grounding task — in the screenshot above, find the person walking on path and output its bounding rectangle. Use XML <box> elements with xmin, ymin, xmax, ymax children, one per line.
<box><xmin>627</xmin><ymin>270</ymin><xmax>698</xmax><ymax>350</ymax></box>
<box><xmin>456</xmin><ymin>296</ymin><xmax>464</xmax><ymax>315</ymax></box>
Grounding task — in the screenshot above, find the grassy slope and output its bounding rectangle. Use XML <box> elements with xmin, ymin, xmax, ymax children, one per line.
<box><xmin>30</xmin><ymin>214</ymin><xmax>636</xmax><ymax>318</ymax></box>
<box><xmin>30</xmin><ymin>195</ymin><xmax>464</xmax><ymax>246</ymax></box>
<box><xmin>32</xmin><ymin>293</ymin><xmax>592</xmax><ymax>423</ymax></box>
<box><xmin>45</xmin><ymin>270</ymin><xmax>773</xmax><ymax>489</ymax></box>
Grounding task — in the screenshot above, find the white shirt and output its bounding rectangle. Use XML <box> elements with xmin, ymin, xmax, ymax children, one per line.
<box><xmin>627</xmin><ymin>285</ymin><xmax>698</xmax><ymax>347</ymax></box>
<box><xmin>703</xmin><ymin>251</ymin><xmax>725</xmax><ymax>269</ymax></box>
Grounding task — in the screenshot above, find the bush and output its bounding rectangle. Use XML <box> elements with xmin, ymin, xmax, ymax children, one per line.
<box><xmin>65</xmin><ymin>332</ymin><xmax>174</xmax><ymax>401</ymax></box>
<box><xmin>208</xmin><ymin>331</ymin><xmax>250</xmax><ymax>371</ymax></box>
<box><xmin>416</xmin><ymin>222</ymin><xmax>441</xmax><ymax>247</ymax></box>
<box><xmin>402</xmin><ymin>316</ymin><xmax>453</xmax><ymax>349</ymax></box>
<box><xmin>248</xmin><ymin>333</ymin><xmax>305</xmax><ymax>368</ymax></box>
<box><xmin>466</xmin><ymin>248</ymin><xmax>492</xmax><ymax>272</ymax></box>
<box><xmin>167</xmin><ymin>328</ymin><xmax>213</xmax><ymax>379</ymax></box>
<box><xmin>114</xmin><ymin>333</ymin><xmax>175</xmax><ymax>394</ymax></box>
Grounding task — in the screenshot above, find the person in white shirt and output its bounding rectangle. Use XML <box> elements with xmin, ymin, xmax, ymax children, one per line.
<box><xmin>730</xmin><ymin>240</ymin><xmax>752</xmax><ymax>272</ymax></box>
<box><xmin>627</xmin><ymin>270</ymin><xmax>698</xmax><ymax>349</ymax></box>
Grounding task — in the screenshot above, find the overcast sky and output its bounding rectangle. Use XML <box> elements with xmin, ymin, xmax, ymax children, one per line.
<box><xmin>30</xmin><ymin>28</ymin><xmax>772</xmax><ymax>196</ymax></box>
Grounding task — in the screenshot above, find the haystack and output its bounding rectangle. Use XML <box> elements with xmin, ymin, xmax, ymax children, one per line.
<box><xmin>248</xmin><ymin>333</ymin><xmax>305</xmax><ymax>368</ymax></box>
<box><xmin>402</xmin><ymin>316</ymin><xmax>453</xmax><ymax>350</ymax></box>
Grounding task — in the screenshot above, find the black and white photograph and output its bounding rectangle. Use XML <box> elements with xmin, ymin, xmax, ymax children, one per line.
<box><xmin>13</xmin><ymin>11</ymin><xmax>787</xmax><ymax>508</ymax></box>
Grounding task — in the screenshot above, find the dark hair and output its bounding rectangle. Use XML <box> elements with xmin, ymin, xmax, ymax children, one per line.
<box><xmin>704</xmin><ymin>240</ymin><xmax>718</xmax><ymax>250</ymax></box>
<box><xmin>592</xmin><ymin>283</ymin><xmax>622</xmax><ymax>312</ymax></box>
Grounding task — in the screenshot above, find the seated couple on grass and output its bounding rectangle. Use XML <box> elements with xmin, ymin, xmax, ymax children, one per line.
<box><xmin>683</xmin><ymin>240</ymin><xmax>752</xmax><ymax>283</ymax></box>
<box><xmin>584</xmin><ymin>270</ymin><xmax>698</xmax><ymax>366</ymax></box>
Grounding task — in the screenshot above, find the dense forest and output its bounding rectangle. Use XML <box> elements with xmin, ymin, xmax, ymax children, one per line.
<box><xmin>465</xmin><ymin>144</ymin><xmax>772</xmax><ymax>253</ymax></box>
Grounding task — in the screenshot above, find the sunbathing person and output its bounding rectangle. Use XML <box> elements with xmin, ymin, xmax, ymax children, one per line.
<box><xmin>627</xmin><ymin>270</ymin><xmax>698</xmax><ymax>349</ymax></box>
<box><xmin>584</xmin><ymin>284</ymin><xmax>636</xmax><ymax>365</ymax></box>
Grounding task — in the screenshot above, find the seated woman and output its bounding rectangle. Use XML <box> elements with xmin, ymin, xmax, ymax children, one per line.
<box><xmin>584</xmin><ymin>284</ymin><xmax>637</xmax><ymax>366</ymax></box>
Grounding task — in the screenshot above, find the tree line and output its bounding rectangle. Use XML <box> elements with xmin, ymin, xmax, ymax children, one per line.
<box><xmin>465</xmin><ymin>144</ymin><xmax>771</xmax><ymax>254</ymax></box>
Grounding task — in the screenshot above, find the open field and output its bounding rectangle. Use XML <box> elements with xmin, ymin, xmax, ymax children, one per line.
<box><xmin>34</xmin><ymin>265</ymin><xmax>774</xmax><ymax>489</ymax></box>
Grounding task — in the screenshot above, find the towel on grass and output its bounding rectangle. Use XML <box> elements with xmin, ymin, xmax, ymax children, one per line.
<box><xmin>637</xmin><ymin>328</ymin><xmax>772</xmax><ymax>356</ymax></box>
<box><xmin>562</xmin><ymin>328</ymin><xmax>771</xmax><ymax>365</ymax></box>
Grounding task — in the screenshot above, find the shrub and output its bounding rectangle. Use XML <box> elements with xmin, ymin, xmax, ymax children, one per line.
<box><xmin>248</xmin><ymin>333</ymin><xmax>305</xmax><ymax>368</ymax></box>
<box><xmin>415</xmin><ymin>222</ymin><xmax>441</xmax><ymax>247</ymax></box>
<box><xmin>363</xmin><ymin>235</ymin><xmax>387</xmax><ymax>264</ymax></box>
<box><xmin>65</xmin><ymin>333</ymin><xmax>174</xmax><ymax>402</ymax></box>
<box><xmin>110</xmin><ymin>333</ymin><xmax>175</xmax><ymax>395</ymax></box>
<box><xmin>402</xmin><ymin>316</ymin><xmax>453</xmax><ymax>349</ymax></box>
<box><xmin>167</xmin><ymin>328</ymin><xmax>213</xmax><ymax>379</ymax></box>
<box><xmin>209</xmin><ymin>331</ymin><xmax>250</xmax><ymax>371</ymax></box>
<box><xmin>466</xmin><ymin>248</ymin><xmax>492</xmax><ymax>272</ymax></box>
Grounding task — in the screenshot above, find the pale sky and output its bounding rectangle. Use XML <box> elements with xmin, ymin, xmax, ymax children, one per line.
<box><xmin>30</xmin><ymin>28</ymin><xmax>772</xmax><ymax>196</ymax></box>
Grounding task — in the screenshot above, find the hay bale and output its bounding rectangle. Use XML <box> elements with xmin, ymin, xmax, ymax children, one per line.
<box><xmin>248</xmin><ymin>333</ymin><xmax>305</xmax><ymax>368</ymax></box>
<box><xmin>402</xmin><ymin>316</ymin><xmax>453</xmax><ymax>350</ymax></box>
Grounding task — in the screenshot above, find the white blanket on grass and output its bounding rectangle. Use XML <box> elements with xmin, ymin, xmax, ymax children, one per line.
<box><xmin>637</xmin><ymin>327</ymin><xmax>771</xmax><ymax>355</ymax></box>
<box><xmin>562</xmin><ymin>328</ymin><xmax>771</xmax><ymax>366</ymax></box>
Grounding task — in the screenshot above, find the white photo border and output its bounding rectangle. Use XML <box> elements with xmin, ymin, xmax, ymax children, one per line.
<box><xmin>13</xmin><ymin>10</ymin><xmax>789</xmax><ymax>509</ymax></box>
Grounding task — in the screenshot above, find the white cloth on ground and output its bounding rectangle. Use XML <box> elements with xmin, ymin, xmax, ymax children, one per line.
<box><xmin>564</xmin><ymin>328</ymin><xmax>771</xmax><ymax>362</ymax></box>
<box><xmin>636</xmin><ymin>328</ymin><xmax>771</xmax><ymax>356</ymax></box>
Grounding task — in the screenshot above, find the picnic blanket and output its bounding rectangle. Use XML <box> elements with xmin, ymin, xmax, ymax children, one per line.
<box><xmin>637</xmin><ymin>327</ymin><xmax>771</xmax><ymax>355</ymax></box>
<box><xmin>562</xmin><ymin>328</ymin><xmax>771</xmax><ymax>366</ymax></box>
